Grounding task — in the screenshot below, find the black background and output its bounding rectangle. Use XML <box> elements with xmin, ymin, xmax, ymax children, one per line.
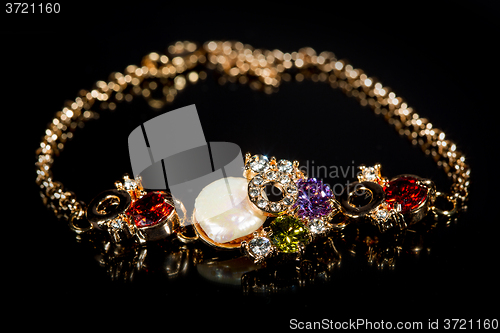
<box><xmin>3</xmin><ymin>1</ymin><xmax>499</xmax><ymax>329</ymax></box>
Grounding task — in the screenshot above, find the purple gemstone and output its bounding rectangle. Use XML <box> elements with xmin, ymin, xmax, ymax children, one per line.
<box><xmin>293</xmin><ymin>178</ymin><xmax>334</xmax><ymax>219</ymax></box>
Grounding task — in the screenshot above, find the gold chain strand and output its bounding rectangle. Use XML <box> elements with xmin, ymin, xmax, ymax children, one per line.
<box><xmin>35</xmin><ymin>40</ymin><xmax>470</xmax><ymax>227</ymax></box>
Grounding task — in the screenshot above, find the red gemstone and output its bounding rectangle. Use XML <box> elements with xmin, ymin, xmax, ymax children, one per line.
<box><xmin>127</xmin><ymin>192</ymin><xmax>174</xmax><ymax>228</ymax></box>
<box><xmin>383</xmin><ymin>176</ymin><xmax>428</xmax><ymax>214</ymax></box>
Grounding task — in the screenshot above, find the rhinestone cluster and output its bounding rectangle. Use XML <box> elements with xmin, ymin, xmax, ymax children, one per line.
<box><xmin>245</xmin><ymin>154</ymin><xmax>302</xmax><ymax>215</ymax></box>
<box><xmin>242</xmin><ymin>155</ymin><xmax>339</xmax><ymax>263</ymax></box>
<box><xmin>242</xmin><ymin>215</ymin><xmax>313</xmax><ymax>263</ymax></box>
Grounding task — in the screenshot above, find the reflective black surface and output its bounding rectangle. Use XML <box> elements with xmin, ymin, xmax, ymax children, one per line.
<box><xmin>6</xmin><ymin>2</ymin><xmax>498</xmax><ymax>328</ymax></box>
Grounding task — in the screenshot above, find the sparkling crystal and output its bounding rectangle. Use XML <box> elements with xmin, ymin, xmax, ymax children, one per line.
<box><xmin>252</xmin><ymin>175</ymin><xmax>264</xmax><ymax>185</ymax></box>
<box><xmin>257</xmin><ymin>199</ymin><xmax>268</xmax><ymax>209</ymax></box>
<box><xmin>248</xmin><ymin>155</ymin><xmax>270</xmax><ymax>173</ymax></box>
<box><xmin>292</xmin><ymin>178</ymin><xmax>334</xmax><ymax>219</ymax></box>
<box><xmin>123</xmin><ymin>178</ymin><xmax>137</xmax><ymax>190</ymax></box>
<box><xmin>249</xmin><ymin>187</ymin><xmax>259</xmax><ymax>197</ymax></box>
<box><xmin>277</xmin><ymin>159</ymin><xmax>293</xmax><ymax>173</ymax></box>
<box><xmin>283</xmin><ymin>196</ymin><xmax>294</xmax><ymax>206</ymax></box>
<box><xmin>384</xmin><ymin>176</ymin><xmax>428</xmax><ymax>214</ymax></box>
<box><xmin>127</xmin><ymin>191</ymin><xmax>174</xmax><ymax>228</ymax></box>
<box><xmin>248</xmin><ymin>237</ymin><xmax>272</xmax><ymax>257</ymax></box>
<box><xmin>110</xmin><ymin>218</ymin><xmax>124</xmax><ymax>230</ymax></box>
<box><xmin>286</xmin><ymin>184</ymin><xmax>298</xmax><ymax>195</ymax></box>
<box><xmin>265</xmin><ymin>170</ymin><xmax>278</xmax><ymax>181</ymax></box>
<box><xmin>362</xmin><ymin>167</ymin><xmax>377</xmax><ymax>181</ymax></box>
<box><xmin>279</xmin><ymin>174</ymin><xmax>290</xmax><ymax>184</ymax></box>
<box><xmin>375</xmin><ymin>208</ymin><xmax>389</xmax><ymax>221</ymax></box>
<box><xmin>270</xmin><ymin>202</ymin><xmax>281</xmax><ymax>212</ymax></box>
<box><xmin>270</xmin><ymin>215</ymin><xmax>310</xmax><ymax>253</ymax></box>
<box><xmin>308</xmin><ymin>218</ymin><xmax>327</xmax><ymax>234</ymax></box>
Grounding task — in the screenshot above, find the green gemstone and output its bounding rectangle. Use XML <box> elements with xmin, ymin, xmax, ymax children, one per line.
<box><xmin>270</xmin><ymin>215</ymin><xmax>310</xmax><ymax>253</ymax></box>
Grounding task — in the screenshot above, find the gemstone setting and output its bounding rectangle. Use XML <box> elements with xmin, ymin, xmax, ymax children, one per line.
<box><xmin>270</xmin><ymin>215</ymin><xmax>310</xmax><ymax>253</ymax></box>
<box><xmin>248</xmin><ymin>237</ymin><xmax>272</xmax><ymax>257</ymax></box>
<box><xmin>246</xmin><ymin>154</ymin><xmax>270</xmax><ymax>173</ymax></box>
<box><xmin>374</xmin><ymin>208</ymin><xmax>389</xmax><ymax>221</ymax></box>
<box><xmin>277</xmin><ymin>159</ymin><xmax>293</xmax><ymax>173</ymax></box>
<box><xmin>384</xmin><ymin>176</ymin><xmax>428</xmax><ymax>214</ymax></box>
<box><xmin>342</xmin><ymin>165</ymin><xmax>436</xmax><ymax>232</ymax></box>
<box><xmin>293</xmin><ymin>178</ymin><xmax>334</xmax><ymax>220</ymax></box>
<box><xmin>127</xmin><ymin>191</ymin><xmax>174</xmax><ymax>228</ymax></box>
<box><xmin>307</xmin><ymin>218</ymin><xmax>328</xmax><ymax>234</ymax></box>
<box><xmin>358</xmin><ymin>164</ymin><xmax>384</xmax><ymax>184</ymax></box>
<box><xmin>248</xmin><ymin>171</ymin><xmax>298</xmax><ymax>215</ymax></box>
<box><xmin>123</xmin><ymin>178</ymin><xmax>138</xmax><ymax>190</ymax></box>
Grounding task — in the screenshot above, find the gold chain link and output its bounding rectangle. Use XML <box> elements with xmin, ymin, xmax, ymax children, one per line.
<box><xmin>35</xmin><ymin>40</ymin><xmax>470</xmax><ymax>226</ymax></box>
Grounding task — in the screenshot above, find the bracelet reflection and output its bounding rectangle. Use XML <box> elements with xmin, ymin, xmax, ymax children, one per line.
<box><xmin>39</xmin><ymin>187</ymin><xmax>462</xmax><ymax>294</ymax></box>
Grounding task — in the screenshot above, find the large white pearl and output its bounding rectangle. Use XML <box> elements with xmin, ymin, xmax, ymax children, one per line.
<box><xmin>194</xmin><ymin>177</ymin><xmax>266</xmax><ymax>243</ymax></box>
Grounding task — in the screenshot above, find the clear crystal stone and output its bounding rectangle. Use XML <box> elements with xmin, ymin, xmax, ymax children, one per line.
<box><xmin>277</xmin><ymin>159</ymin><xmax>293</xmax><ymax>173</ymax></box>
<box><xmin>248</xmin><ymin>155</ymin><xmax>270</xmax><ymax>173</ymax></box>
<box><xmin>280</xmin><ymin>174</ymin><xmax>290</xmax><ymax>184</ymax></box>
<box><xmin>266</xmin><ymin>170</ymin><xmax>278</xmax><ymax>181</ymax></box>
<box><xmin>308</xmin><ymin>218</ymin><xmax>327</xmax><ymax>234</ymax></box>
<box><xmin>283</xmin><ymin>196</ymin><xmax>295</xmax><ymax>206</ymax></box>
<box><xmin>375</xmin><ymin>208</ymin><xmax>389</xmax><ymax>221</ymax></box>
<box><xmin>270</xmin><ymin>202</ymin><xmax>281</xmax><ymax>212</ymax></box>
<box><xmin>286</xmin><ymin>184</ymin><xmax>298</xmax><ymax>195</ymax></box>
<box><xmin>248</xmin><ymin>237</ymin><xmax>271</xmax><ymax>257</ymax></box>
<box><xmin>363</xmin><ymin>167</ymin><xmax>376</xmax><ymax>181</ymax></box>
<box><xmin>123</xmin><ymin>179</ymin><xmax>137</xmax><ymax>190</ymax></box>
<box><xmin>110</xmin><ymin>218</ymin><xmax>124</xmax><ymax>230</ymax></box>
<box><xmin>249</xmin><ymin>187</ymin><xmax>259</xmax><ymax>197</ymax></box>
<box><xmin>252</xmin><ymin>175</ymin><xmax>264</xmax><ymax>185</ymax></box>
<box><xmin>257</xmin><ymin>199</ymin><xmax>267</xmax><ymax>209</ymax></box>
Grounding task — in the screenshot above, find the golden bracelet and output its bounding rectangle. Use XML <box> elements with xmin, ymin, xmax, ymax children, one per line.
<box><xmin>35</xmin><ymin>40</ymin><xmax>470</xmax><ymax>267</ymax></box>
